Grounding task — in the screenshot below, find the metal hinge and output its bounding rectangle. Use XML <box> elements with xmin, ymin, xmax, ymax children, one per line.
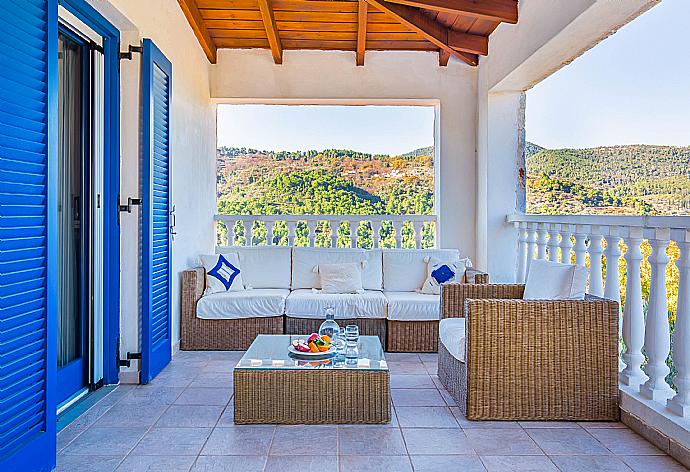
<box><xmin>119</xmin><ymin>44</ymin><xmax>143</xmax><ymax>61</ymax></box>
<box><xmin>118</xmin><ymin>352</ymin><xmax>142</xmax><ymax>368</ymax></box>
<box><xmin>118</xmin><ymin>196</ymin><xmax>142</xmax><ymax>214</ymax></box>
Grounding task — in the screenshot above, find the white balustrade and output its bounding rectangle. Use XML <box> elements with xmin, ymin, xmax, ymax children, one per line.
<box><xmin>536</xmin><ymin>223</ymin><xmax>548</xmax><ymax>260</ymax></box>
<box><xmin>547</xmin><ymin>224</ymin><xmax>560</xmax><ymax>262</ymax></box>
<box><xmin>508</xmin><ymin>214</ymin><xmax>690</xmax><ymax>418</ymax></box>
<box><xmin>640</xmin><ymin>229</ymin><xmax>674</xmax><ymax>401</ymax></box>
<box><xmin>215</xmin><ymin>214</ymin><xmax>437</xmax><ymax>249</ymax></box>
<box><xmin>621</xmin><ymin>228</ymin><xmax>647</xmax><ymax>387</ymax></box>
<box><xmin>516</xmin><ymin>222</ymin><xmax>529</xmax><ymax>283</ymax></box>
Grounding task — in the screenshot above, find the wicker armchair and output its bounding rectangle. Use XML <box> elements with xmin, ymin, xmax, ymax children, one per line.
<box><xmin>438</xmin><ymin>283</ymin><xmax>620</xmax><ymax>421</ymax></box>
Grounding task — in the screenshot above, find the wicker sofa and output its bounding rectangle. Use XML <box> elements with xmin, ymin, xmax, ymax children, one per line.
<box><xmin>180</xmin><ymin>246</ymin><xmax>487</xmax><ymax>351</ymax></box>
<box><xmin>438</xmin><ymin>283</ymin><xmax>620</xmax><ymax>421</ymax></box>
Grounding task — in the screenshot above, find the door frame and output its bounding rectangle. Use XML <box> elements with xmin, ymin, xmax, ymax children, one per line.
<box><xmin>59</xmin><ymin>0</ymin><xmax>120</xmax><ymax>385</ymax></box>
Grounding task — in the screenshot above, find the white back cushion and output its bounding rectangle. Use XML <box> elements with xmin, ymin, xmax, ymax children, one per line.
<box><xmin>291</xmin><ymin>248</ymin><xmax>383</xmax><ymax>290</ymax></box>
<box><xmin>523</xmin><ymin>259</ymin><xmax>588</xmax><ymax>300</ymax></box>
<box><xmin>383</xmin><ymin>249</ymin><xmax>460</xmax><ymax>292</ymax></box>
<box><xmin>217</xmin><ymin>246</ymin><xmax>292</xmax><ymax>289</ymax></box>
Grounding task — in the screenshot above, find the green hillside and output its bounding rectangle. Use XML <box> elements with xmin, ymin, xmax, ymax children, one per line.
<box><xmin>526</xmin><ymin>143</ymin><xmax>690</xmax><ymax>215</ymax></box>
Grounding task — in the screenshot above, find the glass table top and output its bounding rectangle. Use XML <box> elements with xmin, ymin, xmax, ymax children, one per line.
<box><xmin>235</xmin><ymin>335</ymin><xmax>388</xmax><ymax>371</ymax></box>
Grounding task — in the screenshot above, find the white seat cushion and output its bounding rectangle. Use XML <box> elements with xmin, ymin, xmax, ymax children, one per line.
<box><xmin>196</xmin><ymin>289</ymin><xmax>290</xmax><ymax>320</ymax></box>
<box><xmin>384</xmin><ymin>291</ymin><xmax>440</xmax><ymax>321</ymax></box>
<box><xmin>292</xmin><ymin>247</ymin><xmax>383</xmax><ymax>291</ymax></box>
<box><xmin>285</xmin><ymin>289</ymin><xmax>387</xmax><ymax>319</ymax></box>
<box><xmin>383</xmin><ymin>249</ymin><xmax>460</xmax><ymax>292</ymax></box>
<box><xmin>439</xmin><ymin>318</ymin><xmax>466</xmax><ymax>362</ymax></box>
<box><xmin>217</xmin><ymin>246</ymin><xmax>291</xmax><ymax>289</ymax></box>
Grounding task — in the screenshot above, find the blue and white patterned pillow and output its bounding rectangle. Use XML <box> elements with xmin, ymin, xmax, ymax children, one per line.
<box><xmin>419</xmin><ymin>257</ymin><xmax>471</xmax><ymax>295</ymax></box>
<box><xmin>200</xmin><ymin>253</ymin><xmax>244</xmax><ymax>295</ymax></box>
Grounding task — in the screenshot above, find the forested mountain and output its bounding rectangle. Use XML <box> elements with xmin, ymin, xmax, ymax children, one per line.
<box><xmin>216</xmin><ymin>147</ymin><xmax>434</xmax><ymax>217</ymax></box>
<box><xmin>526</xmin><ymin>143</ymin><xmax>690</xmax><ymax>215</ymax></box>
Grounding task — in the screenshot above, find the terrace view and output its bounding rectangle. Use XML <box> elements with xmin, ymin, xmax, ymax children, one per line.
<box><xmin>2</xmin><ymin>1</ymin><xmax>690</xmax><ymax>472</ymax></box>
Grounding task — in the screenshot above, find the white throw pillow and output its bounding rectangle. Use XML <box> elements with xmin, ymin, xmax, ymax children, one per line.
<box><xmin>523</xmin><ymin>259</ymin><xmax>587</xmax><ymax>300</ymax></box>
<box><xmin>314</xmin><ymin>262</ymin><xmax>365</xmax><ymax>294</ymax></box>
<box><xmin>420</xmin><ymin>257</ymin><xmax>471</xmax><ymax>295</ymax></box>
<box><xmin>199</xmin><ymin>253</ymin><xmax>245</xmax><ymax>295</ymax></box>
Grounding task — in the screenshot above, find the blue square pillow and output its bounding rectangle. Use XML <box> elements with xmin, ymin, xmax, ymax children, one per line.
<box><xmin>420</xmin><ymin>257</ymin><xmax>471</xmax><ymax>295</ymax></box>
<box><xmin>200</xmin><ymin>253</ymin><xmax>244</xmax><ymax>294</ymax></box>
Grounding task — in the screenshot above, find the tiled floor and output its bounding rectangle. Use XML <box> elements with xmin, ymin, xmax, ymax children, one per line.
<box><xmin>56</xmin><ymin>351</ymin><xmax>689</xmax><ymax>472</ymax></box>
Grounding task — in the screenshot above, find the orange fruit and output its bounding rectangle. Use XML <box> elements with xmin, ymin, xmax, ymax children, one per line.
<box><xmin>318</xmin><ymin>344</ymin><xmax>330</xmax><ymax>352</ymax></box>
<box><xmin>321</xmin><ymin>335</ymin><xmax>331</xmax><ymax>343</ymax></box>
<box><xmin>309</xmin><ymin>342</ymin><xmax>319</xmax><ymax>353</ymax></box>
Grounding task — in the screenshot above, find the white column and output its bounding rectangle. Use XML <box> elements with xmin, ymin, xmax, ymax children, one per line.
<box><xmin>393</xmin><ymin>221</ymin><xmax>403</xmax><ymax>249</ymax></box>
<box><xmin>225</xmin><ymin>219</ymin><xmax>237</xmax><ymax>246</ymax></box>
<box><xmin>536</xmin><ymin>223</ymin><xmax>548</xmax><ymax>260</ymax></box>
<box><xmin>286</xmin><ymin>221</ymin><xmax>297</xmax><ymax>247</ymax></box>
<box><xmin>526</xmin><ymin>222</ymin><xmax>537</xmax><ymax>275</ymax></box>
<box><xmin>573</xmin><ymin>226</ymin><xmax>588</xmax><ymax>267</ymax></box>
<box><xmin>603</xmin><ymin>228</ymin><xmax>623</xmax><ymax>370</ymax></box>
<box><xmin>589</xmin><ymin>229</ymin><xmax>604</xmax><ymax>297</ymax></box>
<box><xmin>669</xmin><ymin>233</ymin><xmax>690</xmax><ymax>416</ymax></box>
<box><xmin>307</xmin><ymin>220</ymin><xmax>317</xmax><ymax>247</ymax></box>
<box><xmin>329</xmin><ymin>220</ymin><xmax>339</xmax><ymax>248</ymax></box>
<box><xmin>413</xmin><ymin>221</ymin><xmax>424</xmax><ymax>249</ymax></box>
<box><xmin>516</xmin><ymin>222</ymin><xmax>528</xmax><ymax>283</ymax></box>
<box><xmin>547</xmin><ymin>224</ymin><xmax>560</xmax><ymax>262</ymax></box>
<box><xmin>559</xmin><ymin>224</ymin><xmax>574</xmax><ymax>265</ymax></box>
<box><xmin>371</xmin><ymin>220</ymin><xmax>382</xmax><ymax>249</ymax></box>
<box><xmin>620</xmin><ymin>227</ymin><xmax>648</xmax><ymax>387</ymax></box>
<box><xmin>348</xmin><ymin>220</ymin><xmax>358</xmax><ymax>248</ymax></box>
<box><xmin>640</xmin><ymin>228</ymin><xmax>675</xmax><ymax>401</ymax></box>
<box><xmin>266</xmin><ymin>221</ymin><xmax>274</xmax><ymax>246</ymax></box>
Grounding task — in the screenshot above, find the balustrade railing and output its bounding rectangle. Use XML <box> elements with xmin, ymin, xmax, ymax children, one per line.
<box><xmin>215</xmin><ymin>214</ymin><xmax>437</xmax><ymax>249</ymax></box>
<box><xmin>507</xmin><ymin>214</ymin><xmax>690</xmax><ymax>417</ymax></box>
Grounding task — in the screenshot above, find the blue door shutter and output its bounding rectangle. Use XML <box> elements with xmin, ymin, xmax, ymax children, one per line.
<box><xmin>140</xmin><ymin>39</ymin><xmax>172</xmax><ymax>383</ymax></box>
<box><xmin>0</xmin><ymin>0</ymin><xmax>57</xmax><ymax>471</ymax></box>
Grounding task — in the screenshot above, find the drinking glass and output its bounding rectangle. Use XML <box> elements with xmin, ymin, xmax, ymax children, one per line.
<box><xmin>345</xmin><ymin>324</ymin><xmax>359</xmax><ymax>343</ymax></box>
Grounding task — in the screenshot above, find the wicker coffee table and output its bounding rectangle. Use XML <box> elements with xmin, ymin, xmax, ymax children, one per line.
<box><xmin>233</xmin><ymin>334</ymin><xmax>390</xmax><ymax>424</ymax></box>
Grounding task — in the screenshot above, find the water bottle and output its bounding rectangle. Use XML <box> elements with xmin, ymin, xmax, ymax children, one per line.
<box><xmin>318</xmin><ymin>307</ymin><xmax>339</xmax><ymax>339</ymax></box>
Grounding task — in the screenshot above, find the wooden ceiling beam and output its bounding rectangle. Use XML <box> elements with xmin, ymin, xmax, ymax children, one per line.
<box><xmin>178</xmin><ymin>0</ymin><xmax>218</xmax><ymax>63</ymax></box>
<box><xmin>357</xmin><ymin>0</ymin><xmax>368</xmax><ymax>66</ymax></box>
<box><xmin>448</xmin><ymin>29</ymin><xmax>487</xmax><ymax>55</ymax></box>
<box><xmin>365</xmin><ymin>0</ymin><xmax>478</xmax><ymax>65</ymax></box>
<box><xmin>257</xmin><ymin>0</ymin><xmax>284</xmax><ymax>64</ymax></box>
<box><xmin>439</xmin><ymin>49</ymin><xmax>450</xmax><ymax>66</ymax></box>
<box><xmin>382</xmin><ymin>0</ymin><xmax>518</xmax><ymax>23</ymax></box>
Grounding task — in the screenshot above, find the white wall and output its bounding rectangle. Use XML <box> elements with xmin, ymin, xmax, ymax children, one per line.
<box><xmin>89</xmin><ymin>0</ymin><xmax>216</xmax><ymax>381</ymax></box>
<box><xmin>211</xmin><ymin>49</ymin><xmax>478</xmax><ymax>256</ymax></box>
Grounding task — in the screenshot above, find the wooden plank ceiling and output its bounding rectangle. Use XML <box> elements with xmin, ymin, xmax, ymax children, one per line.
<box><xmin>178</xmin><ymin>0</ymin><xmax>517</xmax><ymax>66</ymax></box>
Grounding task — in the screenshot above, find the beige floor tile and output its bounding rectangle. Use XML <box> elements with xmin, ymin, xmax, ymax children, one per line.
<box><xmin>549</xmin><ymin>455</ymin><xmax>633</xmax><ymax>471</ymax></box>
<box><xmin>201</xmin><ymin>426</ymin><xmax>275</xmax><ymax>456</ymax></box>
<box><xmin>587</xmin><ymin>427</ymin><xmax>665</xmax><ymax>455</ymax></box>
<box><xmin>190</xmin><ymin>455</ymin><xmax>266</xmax><ymax>472</ymax></box>
<box><xmin>55</xmin><ymin>455</ymin><xmax>123</xmax><ymax>472</ymax></box>
<box><xmin>339</xmin><ymin>427</ymin><xmax>407</xmax><ymax>455</ymax></box>
<box><xmin>174</xmin><ymin>387</ymin><xmax>232</xmax><ymax>406</ymax></box>
<box><xmin>464</xmin><ymin>429</ymin><xmax>542</xmax><ymax>456</ymax></box>
<box><xmin>155</xmin><ymin>405</ymin><xmax>225</xmax><ymax>428</ymax></box>
<box><xmin>411</xmin><ymin>455</ymin><xmax>486</xmax><ymax>471</ymax></box>
<box><xmin>269</xmin><ymin>425</ymin><xmax>337</xmax><ymax>455</ymax></box>
<box><xmin>265</xmin><ymin>455</ymin><xmax>338</xmax><ymax>471</ymax></box>
<box><xmin>60</xmin><ymin>427</ymin><xmax>149</xmax><ymax>456</ymax></box>
<box><xmin>402</xmin><ymin>428</ymin><xmax>475</xmax><ymax>455</ymax></box>
<box><xmin>619</xmin><ymin>454</ymin><xmax>689</xmax><ymax>471</ymax></box>
<box><xmin>395</xmin><ymin>406</ymin><xmax>460</xmax><ymax>428</ymax></box>
<box><xmin>114</xmin><ymin>455</ymin><xmax>196</xmax><ymax>472</ymax></box>
<box><xmin>480</xmin><ymin>455</ymin><xmax>559</xmax><ymax>472</ymax></box>
<box><xmin>390</xmin><ymin>374</ymin><xmax>436</xmax><ymax>389</ymax></box>
<box><xmin>526</xmin><ymin>428</ymin><xmax>611</xmax><ymax>455</ymax></box>
<box><xmin>129</xmin><ymin>427</ymin><xmax>212</xmax><ymax>456</ymax></box>
<box><xmin>391</xmin><ymin>388</ymin><xmax>446</xmax><ymax>407</ymax></box>
<box><xmin>339</xmin><ymin>455</ymin><xmax>413</xmax><ymax>472</ymax></box>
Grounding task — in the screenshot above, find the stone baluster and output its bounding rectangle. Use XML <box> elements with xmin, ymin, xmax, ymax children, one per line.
<box><xmin>329</xmin><ymin>220</ymin><xmax>339</xmax><ymax>248</ymax></box>
<box><xmin>413</xmin><ymin>221</ymin><xmax>424</xmax><ymax>249</ymax></box>
<box><xmin>573</xmin><ymin>226</ymin><xmax>588</xmax><ymax>267</ymax></box>
<box><xmin>245</xmin><ymin>219</ymin><xmax>255</xmax><ymax>246</ymax></box>
<box><xmin>348</xmin><ymin>220</ymin><xmax>358</xmax><ymax>248</ymax></box>
<box><xmin>536</xmin><ymin>223</ymin><xmax>548</xmax><ymax>260</ymax></box>
<box><xmin>547</xmin><ymin>224</ymin><xmax>560</xmax><ymax>262</ymax></box>
<box><xmin>515</xmin><ymin>222</ymin><xmax>528</xmax><ymax>283</ymax></box>
<box><xmin>371</xmin><ymin>220</ymin><xmax>383</xmax><ymax>249</ymax></box>
<box><xmin>225</xmin><ymin>219</ymin><xmax>237</xmax><ymax>246</ymax></box>
<box><xmin>393</xmin><ymin>220</ymin><xmax>403</xmax><ymax>249</ymax></box>
<box><xmin>668</xmin><ymin>232</ymin><xmax>690</xmax><ymax>416</ymax></box>
<box><xmin>286</xmin><ymin>220</ymin><xmax>297</xmax><ymax>247</ymax></box>
<box><xmin>603</xmin><ymin>227</ymin><xmax>623</xmax><ymax>371</ymax></box>
<box><xmin>588</xmin><ymin>228</ymin><xmax>605</xmax><ymax>297</ymax></box>
<box><xmin>266</xmin><ymin>221</ymin><xmax>274</xmax><ymax>245</ymax></box>
<box><xmin>620</xmin><ymin>227</ymin><xmax>648</xmax><ymax>387</ymax></box>
<box><xmin>559</xmin><ymin>224</ymin><xmax>574</xmax><ymax>265</ymax></box>
<box><xmin>525</xmin><ymin>222</ymin><xmax>538</xmax><ymax>275</ymax></box>
<box><xmin>640</xmin><ymin>228</ymin><xmax>675</xmax><ymax>401</ymax></box>
<box><xmin>307</xmin><ymin>220</ymin><xmax>317</xmax><ymax>247</ymax></box>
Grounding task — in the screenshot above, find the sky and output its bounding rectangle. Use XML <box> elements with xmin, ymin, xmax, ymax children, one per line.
<box><xmin>217</xmin><ymin>105</ymin><xmax>435</xmax><ymax>156</ymax></box>
<box><xmin>526</xmin><ymin>0</ymin><xmax>690</xmax><ymax>149</ymax></box>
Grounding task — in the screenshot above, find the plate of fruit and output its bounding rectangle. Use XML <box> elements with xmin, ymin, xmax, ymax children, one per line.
<box><xmin>288</xmin><ymin>333</ymin><xmax>335</xmax><ymax>358</ymax></box>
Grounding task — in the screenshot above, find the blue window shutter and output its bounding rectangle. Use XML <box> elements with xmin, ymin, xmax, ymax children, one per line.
<box><xmin>0</xmin><ymin>0</ymin><xmax>57</xmax><ymax>471</ymax></box>
<box><xmin>141</xmin><ymin>39</ymin><xmax>172</xmax><ymax>383</ymax></box>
